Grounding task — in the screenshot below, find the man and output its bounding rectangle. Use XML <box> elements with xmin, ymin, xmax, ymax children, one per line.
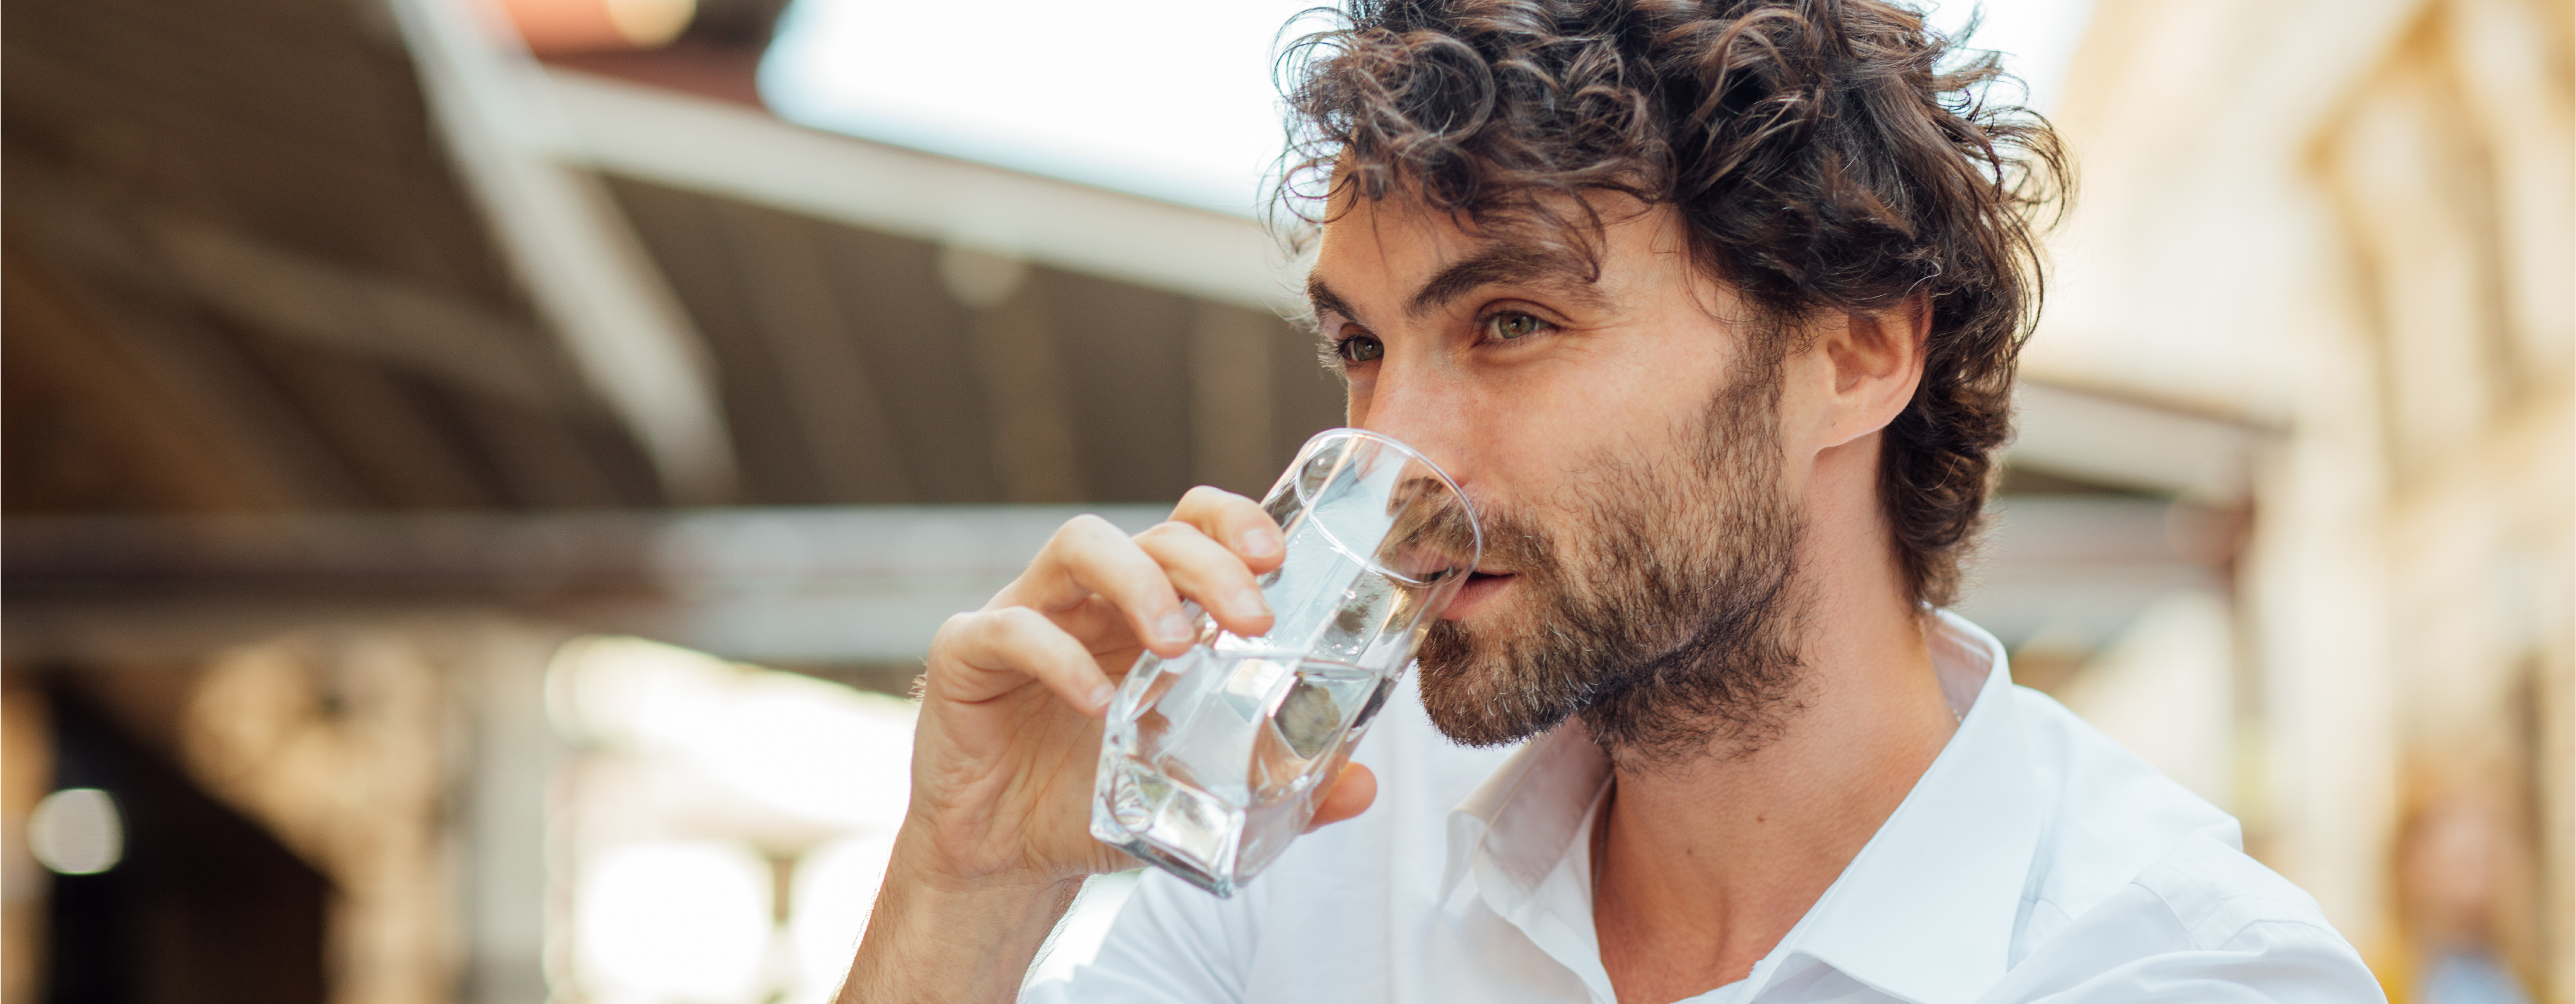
<box><xmin>845</xmin><ymin>1</ymin><xmax>2381</xmax><ymax>1001</ymax></box>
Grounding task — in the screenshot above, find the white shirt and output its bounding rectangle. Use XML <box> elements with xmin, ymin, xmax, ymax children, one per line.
<box><xmin>1027</xmin><ymin>610</ymin><xmax>2383</xmax><ymax>1003</ymax></box>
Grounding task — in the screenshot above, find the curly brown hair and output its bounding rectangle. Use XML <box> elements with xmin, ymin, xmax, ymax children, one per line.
<box><xmin>1277</xmin><ymin>0</ymin><xmax>2070</xmax><ymax>608</ymax></box>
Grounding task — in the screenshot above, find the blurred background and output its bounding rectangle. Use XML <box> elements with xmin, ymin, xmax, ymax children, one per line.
<box><xmin>0</xmin><ymin>0</ymin><xmax>2565</xmax><ymax>1001</ymax></box>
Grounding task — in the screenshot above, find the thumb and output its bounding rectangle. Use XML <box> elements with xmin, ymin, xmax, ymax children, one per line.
<box><xmin>1306</xmin><ymin>762</ymin><xmax>1378</xmax><ymax>831</ymax></box>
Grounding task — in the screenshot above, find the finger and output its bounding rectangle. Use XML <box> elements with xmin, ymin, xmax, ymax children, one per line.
<box><xmin>1134</xmin><ymin>522</ymin><xmax>1273</xmax><ymax>638</ymax></box>
<box><xmin>933</xmin><ymin>607</ymin><xmax>1116</xmax><ymax>716</ymax></box>
<box><xmin>1169</xmin><ymin>486</ymin><xmax>1287</xmax><ymax>575</ymax></box>
<box><xmin>1306</xmin><ymin>762</ymin><xmax>1377</xmax><ymax>831</ymax></box>
<box><xmin>1014</xmin><ymin>515</ymin><xmax>1199</xmax><ymax>657</ymax></box>
<box><xmin>1052</xmin><ymin>595</ymin><xmax>1147</xmax><ymax>657</ymax></box>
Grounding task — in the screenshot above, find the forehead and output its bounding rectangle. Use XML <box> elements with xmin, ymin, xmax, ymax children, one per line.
<box><xmin>1308</xmin><ymin>193</ymin><xmax>1699</xmax><ymax>317</ymax></box>
<box><xmin>1313</xmin><ymin>190</ymin><xmax>1563</xmax><ymax>274</ymax></box>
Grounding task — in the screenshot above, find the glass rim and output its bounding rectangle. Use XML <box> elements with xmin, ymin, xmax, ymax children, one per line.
<box><xmin>1285</xmin><ymin>427</ymin><xmax>1483</xmax><ymax>587</ymax></box>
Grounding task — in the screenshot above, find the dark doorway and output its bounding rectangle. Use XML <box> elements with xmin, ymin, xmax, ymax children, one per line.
<box><xmin>41</xmin><ymin>677</ymin><xmax>331</xmax><ymax>1004</ymax></box>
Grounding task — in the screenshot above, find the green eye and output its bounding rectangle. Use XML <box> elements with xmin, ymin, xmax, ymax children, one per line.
<box><xmin>1340</xmin><ymin>335</ymin><xmax>1384</xmax><ymax>363</ymax></box>
<box><xmin>1489</xmin><ymin>312</ymin><xmax>1545</xmax><ymax>340</ymax></box>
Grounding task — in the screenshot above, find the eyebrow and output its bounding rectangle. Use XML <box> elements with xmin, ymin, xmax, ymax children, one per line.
<box><xmin>1305</xmin><ymin>242</ymin><xmax>1604</xmax><ymax>328</ymax></box>
<box><xmin>1306</xmin><ymin>277</ymin><xmax>1359</xmax><ymax>327</ymax></box>
<box><xmin>1405</xmin><ymin>243</ymin><xmax>1601</xmax><ymax>318</ymax></box>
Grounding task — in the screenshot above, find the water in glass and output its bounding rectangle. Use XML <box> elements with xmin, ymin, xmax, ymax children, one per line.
<box><xmin>1090</xmin><ymin>428</ymin><xmax>1477</xmax><ymax>897</ymax></box>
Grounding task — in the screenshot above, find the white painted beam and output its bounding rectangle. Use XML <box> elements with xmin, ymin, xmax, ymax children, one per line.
<box><xmin>383</xmin><ymin>0</ymin><xmax>741</xmax><ymax>503</ymax></box>
<box><xmin>536</xmin><ymin>68</ymin><xmax>1304</xmax><ymax>315</ymax></box>
<box><xmin>2008</xmin><ymin>379</ymin><xmax>2273</xmax><ymax>502</ymax></box>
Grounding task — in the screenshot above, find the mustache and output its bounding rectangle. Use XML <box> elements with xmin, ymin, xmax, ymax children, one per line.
<box><xmin>1374</xmin><ymin>482</ymin><xmax>1491</xmax><ymax>583</ymax></box>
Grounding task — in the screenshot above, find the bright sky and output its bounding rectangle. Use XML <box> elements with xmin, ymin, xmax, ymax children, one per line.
<box><xmin>759</xmin><ymin>1</ymin><xmax>2096</xmax><ymax>219</ymax></box>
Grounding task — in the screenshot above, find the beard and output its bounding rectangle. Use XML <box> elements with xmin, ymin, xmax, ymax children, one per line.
<box><xmin>1413</xmin><ymin>363</ymin><xmax>1809</xmax><ymax>767</ymax></box>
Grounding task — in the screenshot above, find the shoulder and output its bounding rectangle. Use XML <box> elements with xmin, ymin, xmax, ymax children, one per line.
<box><xmin>2011</xmin><ymin>684</ymin><xmax>2248</xmax><ymax>910</ymax></box>
<box><xmin>1999</xmin><ymin>688</ymin><xmax>2380</xmax><ymax>1001</ymax></box>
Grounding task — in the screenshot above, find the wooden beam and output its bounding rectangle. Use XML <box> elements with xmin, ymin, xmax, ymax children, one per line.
<box><xmin>3</xmin><ymin>255</ymin><xmax>292</xmax><ymax>511</ymax></box>
<box><xmin>146</xmin><ymin>216</ymin><xmax>574</xmax><ymax>415</ymax></box>
<box><xmin>1</xmin><ymin>176</ymin><xmax>376</xmax><ymax>508</ymax></box>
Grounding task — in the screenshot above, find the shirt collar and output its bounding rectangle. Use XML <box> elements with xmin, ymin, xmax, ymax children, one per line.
<box><xmin>1440</xmin><ymin>610</ymin><xmax>2044</xmax><ymax>1004</ymax></box>
<box><xmin>1743</xmin><ymin>610</ymin><xmax>2044</xmax><ymax>1004</ymax></box>
<box><xmin>1442</xmin><ymin>711</ymin><xmax>1618</xmax><ymax>1001</ymax></box>
<box><xmin>1441</xmin><ymin>714</ymin><xmax>1610</xmax><ymax>906</ymax></box>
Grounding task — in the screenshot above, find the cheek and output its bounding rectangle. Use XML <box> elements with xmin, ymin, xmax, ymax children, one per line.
<box><xmin>1399</xmin><ymin>318</ymin><xmax>1732</xmax><ymax>524</ymax></box>
<box><xmin>1467</xmin><ymin>362</ymin><xmax>1715</xmax><ymax>501</ymax></box>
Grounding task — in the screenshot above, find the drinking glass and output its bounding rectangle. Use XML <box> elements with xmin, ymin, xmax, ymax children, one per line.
<box><xmin>1090</xmin><ymin>428</ymin><xmax>1480</xmax><ymax>897</ymax></box>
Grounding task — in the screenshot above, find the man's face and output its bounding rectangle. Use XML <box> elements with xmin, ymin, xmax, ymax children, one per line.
<box><xmin>1307</xmin><ymin>195</ymin><xmax>1811</xmax><ymax>761</ymax></box>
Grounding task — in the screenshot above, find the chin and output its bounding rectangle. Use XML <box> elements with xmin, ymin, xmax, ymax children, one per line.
<box><xmin>1412</xmin><ymin>617</ymin><xmax>1554</xmax><ymax>749</ymax></box>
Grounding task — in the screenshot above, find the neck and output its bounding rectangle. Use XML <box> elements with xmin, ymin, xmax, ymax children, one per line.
<box><xmin>1590</xmin><ymin>432</ymin><xmax>1957</xmax><ymax>1003</ymax></box>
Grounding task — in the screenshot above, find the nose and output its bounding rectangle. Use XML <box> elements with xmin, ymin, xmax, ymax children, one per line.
<box><xmin>1353</xmin><ymin>352</ymin><xmax>1479</xmax><ymax>491</ymax></box>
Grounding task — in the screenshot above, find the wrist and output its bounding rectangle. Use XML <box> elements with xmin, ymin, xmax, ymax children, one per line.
<box><xmin>886</xmin><ymin>808</ymin><xmax>1086</xmax><ymax>894</ymax></box>
<box><xmin>839</xmin><ymin>827</ymin><xmax>1085</xmax><ymax>1003</ymax></box>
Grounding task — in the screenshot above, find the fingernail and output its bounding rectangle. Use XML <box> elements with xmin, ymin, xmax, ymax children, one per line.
<box><xmin>1157</xmin><ymin>611</ymin><xmax>1195</xmax><ymax>644</ymax></box>
<box><xmin>1239</xmin><ymin>527</ymin><xmax>1282</xmax><ymax>558</ymax></box>
<box><xmin>1235</xmin><ymin>589</ymin><xmax>1271</xmax><ymax>619</ymax></box>
<box><xmin>1088</xmin><ymin>682</ymin><xmax>1116</xmax><ymax>710</ymax></box>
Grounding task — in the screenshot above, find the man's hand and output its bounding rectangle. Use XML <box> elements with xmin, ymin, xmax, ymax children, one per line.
<box><xmin>841</xmin><ymin>487</ymin><xmax>1379</xmax><ymax>1003</ymax></box>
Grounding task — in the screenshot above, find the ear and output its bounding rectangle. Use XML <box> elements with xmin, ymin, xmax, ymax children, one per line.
<box><xmin>1815</xmin><ymin>292</ymin><xmax>1931</xmax><ymax>448</ymax></box>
